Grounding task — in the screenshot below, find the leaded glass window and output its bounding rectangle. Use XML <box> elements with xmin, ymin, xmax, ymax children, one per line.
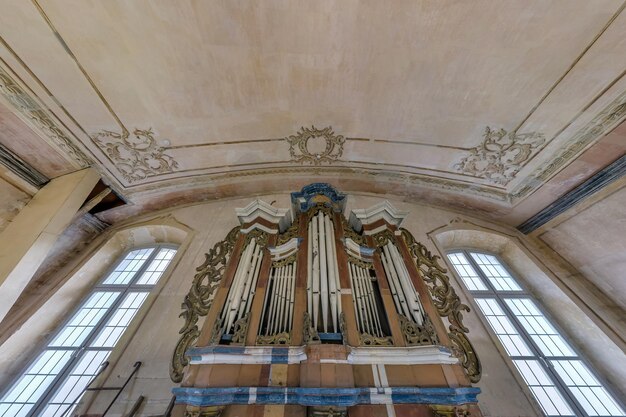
<box><xmin>0</xmin><ymin>246</ymin><xmax>177</xmax><ymax>417</ymax></box>
<box><xmin>447</xmin><ymin>251</ymin><xmax>625</xmax><ymax>417</ymax></box>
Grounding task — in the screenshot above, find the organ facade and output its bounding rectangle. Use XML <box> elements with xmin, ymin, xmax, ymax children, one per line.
<box><xmin>171</xmin><ymin>183</ymin><xmax>482</xmax><ymax>417</ymax></box>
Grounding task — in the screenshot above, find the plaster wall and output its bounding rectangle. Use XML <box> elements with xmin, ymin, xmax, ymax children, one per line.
<box><xmin>3</xmin><ymin>192</ymin><xmax>624</xmax><ymax>417</ymax></box>
<box><xmin>0</xmin><ymin>176</ymin><xmax>30</xmax><ymax>233</ymax></box>
<box><xmin>537</xmin><ymin>181</ymin><xmax>626</xmax><ymax>311</ymax></box>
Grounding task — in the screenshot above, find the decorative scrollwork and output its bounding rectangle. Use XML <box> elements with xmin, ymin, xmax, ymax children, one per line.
<box><xmin>400</xmin><ymin>228</ymin><xmax>481</xmax><ymax>383</ymax></box>
<box><xmin>93</xmin><ymin>127</ymin><xmax>178</xmax><ymax>182</ymax></box>
<box><xmin>170</xmin><ymin>226</ymin><xmax>240</xmax><ymax>383</ymax></box>
<box><xmin>185</xmin><ymin>405</ymin><xmax>224</xmax><ymax>417</ymax></box>
<box><xmin>339</xmin><ymin>312</ymin><xmax>347</xmax><ymax>344</ymax></box>
<box><xmin>448</xmin><ymin>329</ymin><xmax>481</xmax><ymax>384</ymax></box>
<box><xmin>430</xmin><ymin>405</ymin><xmax>471</xmax><ymax>417</ymax></box>
<box><xmin>359</xmin><ymin>332</ymin><xmax>393</xmax><ymax>346</ymax></box>
<box><xmin>243</xmin><ymin>228</ymin><xmax>269</xmax><ymax>248</ymax></box>
<box><xmin>272</xmin><ymin>253</ymin><xmax>297</xmax><ymax>268</ymax></box>
<box><xmin>399</xmin><ymin>314</ymin><xmax>439</xmax><ymax>346</ymax></box>
<box><xmin>277</xmin><ymin>220</ymin><xmax>300</xmax><ymax>246</ymax></box>
<box><xmin>347</xmin><ymin>255</ymin><xmax>374</xmax><ymax>270</ymax></box>
<box><xmin>286</xmin><ymin>126</ymin><xmax>345</xmax><ymax>165</ymax></box>
<box><xmin>308</xmin><ymin>406</ymin><xmax>347</xmax><ymax>417</ymax></box>
<box><xmin>0</xmin><ymin>67</ymin><xmax>89</xmax><ymax>167</ymax></box>
<box><xmin>303</xmin><ymin>311</ymin><xmax>321</xmax><ymax>345</ymax></box>
<box><xmin>371</xmin><ymin>229</ymin><xmax>395</xmax><ymax>248</ymax></box>
<box><xmin>454</xmin><ymin>126</ymin><xmax>544</xmax><ymax>186</ymax></box>
<box><xmin>256</xmin><ymin>332</ymin><xmax>291</xmax><ymax>345</ymax></box>
<box><xmin>231</xmin><ymin>313</ymin><xmax>250</xmax><ymax>345</ymax></box>
<box><xmin>341</xmin><ymin>216</ymin><xmax>365</xmax><ymax>246</ymax></box>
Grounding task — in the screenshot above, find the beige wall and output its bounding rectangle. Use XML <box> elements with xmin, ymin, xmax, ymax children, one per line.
<box><xmin>0</xmin><ymin>176</ymin><xmax>30</xmax><ymax>234</ymax></box>
<box><xmin>2</xmin><ymin>191</ymin><xmax>624</xmax><ymax>417</ymax></box>
<box><xmin>536</xmin><ymin>181</ymin><xmax>626</xmax><ymax>311</ymax></box>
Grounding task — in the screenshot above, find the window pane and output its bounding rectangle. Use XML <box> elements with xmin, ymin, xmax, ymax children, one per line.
<box><xmin>470</xmin><ymin>253</ymin><xmax>522</xmax><ymax>291</ymax></box>
<box><xmin>551</xmin><ymin>360</ymin><xmax>625</xmax><ymax>416</ymax></box>
<box><xmin>49</xmin><ymin>292</ymin><xmax>120</xmax><ymax>347</ymax></box>
<box><xmin>90</xmin><ymin>292</ymin><xmax>149</xmax><ymax>348</ymax></box>
<box><xmin>136</xmin><ymin>248</ymin><xmax>176</xmax><ymax>285</ymax></box>
<box><xmin>46</xmin><ymin>350</ymin><xmax>110</xmax><ymax>416</ymax></box>
<box><xmin>102</xmin><ymin>248</ymin><xmax>154</xmax><ymax>285</ymax></box>
<box><xmin>475</xmin><ymin>298</ymin><xmax>533</xmax><ymax>357</ymax></box>
<box><xmin>504</xmin><ymin>298</ymin><xmax>575</xmax><ymax>357</ymax></box>
<box><xmin>447</xmin><ymin>252</ymin><xmax>488</xmax><ymax>291</ymax></box>
<box><xmin>513</xmin><ymin>360</ymin><xmax>575</xmax><ymax>416</ymax></box>
<box><xmin>0</xmin><ymin>350</ymin><xmax>73</xmax><ymax>411</ymax></box>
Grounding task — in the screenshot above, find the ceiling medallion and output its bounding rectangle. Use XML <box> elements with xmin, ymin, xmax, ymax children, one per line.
<box><xmin>92</xmin><ymin>128</ymin><xmax>178</xmax><ymax>183</ymax></box>
<box><xmin>455</xmin><ymin>126</ymin><xmax>545</xmax><ymax>186</ymax></box>
<box><xmin>286</xmin><ymin>126</ymin><xmax>345</xmax><ymax>165</ymax></box>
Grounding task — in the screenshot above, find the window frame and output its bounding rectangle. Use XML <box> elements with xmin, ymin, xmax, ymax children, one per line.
<box><xmin>0</xmin><ymin>244</ymin><xmax>178</xmax><ymax>417</ymax></box>
<box><xmin>445</xmin><ymin>248</ymin><xmax>625</xmax><ymax>417</ymax></box>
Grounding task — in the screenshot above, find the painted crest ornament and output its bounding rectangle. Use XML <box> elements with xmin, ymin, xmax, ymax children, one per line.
<box><xmin>286</xmin><ymin>126</ymin><xmax>345</xmax><ymax>165</ymax></box>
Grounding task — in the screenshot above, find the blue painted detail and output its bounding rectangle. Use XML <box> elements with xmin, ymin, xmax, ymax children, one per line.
<box><xmin>318</xmin><ymin>333</ymin><xmax>343</xmax><ymax>342</ymax></box>
<box><xmin>172</xmin><ymin>386</ymin><xmax>480</xmax><ymax>407</ymax></box>
<box><xmin>518</xmin><ymin>154</ymin><xmax>626</xmax><ymax>234</ymax></box>
<box><xmin>291</xmin><ymin>183</ymin><xmax>347</xmax><ymax>213</ymax></box>
<box><xmin>359</xmin><ymin>246</ymin><xmax>376</xmax><ymax>257</ymax></box>
<box><xmin>187</xmin><ymin>346</ymin><xmax>247</xmax><ymax>356</ymax></box>
<box><xmin>270</xmin><ymin>347</ymin><xmax>291</xmax><ymax>364</ymax></box>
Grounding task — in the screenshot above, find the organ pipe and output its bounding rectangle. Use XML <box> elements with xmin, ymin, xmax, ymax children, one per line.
<box><xmin>307</xmin><ymin>211</ymin><xmax>341</xmax><ymax>334</ymax></box>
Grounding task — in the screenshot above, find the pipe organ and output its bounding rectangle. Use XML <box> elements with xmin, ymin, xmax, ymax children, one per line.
<box><xmin>172</xmin><ymin>184</ymin><xmax>482</xmax><ymax>417</ymax></box>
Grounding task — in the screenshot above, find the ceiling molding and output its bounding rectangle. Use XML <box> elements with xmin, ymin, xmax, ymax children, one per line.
<box><xmin>0</xmin><ymin>143</ymin><xmax>48</xmax><ymax>188</ymax></box>
<box><xmin>517</xmin><ymin>154</ymin><xmax>626</xmax><ymax>234</ymax></box>
<box><xmin>0</xmin><ymin>66</ymin><xmax>90</xmax><ymax>169</ymax></box>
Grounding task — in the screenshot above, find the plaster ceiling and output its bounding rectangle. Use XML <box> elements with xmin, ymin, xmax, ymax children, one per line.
<box><xmin>0</xmin><ymin>0</ymin><xmax>625</xmax><ymax>224</ymax></box>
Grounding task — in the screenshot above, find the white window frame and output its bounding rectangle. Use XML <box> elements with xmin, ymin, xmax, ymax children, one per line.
<box><xmin>446</xmin><ymin>249</ymin><xmax>625</xmax><ymax>417</ymax></box>
<box><xmin>0</xmin><ymin>244</ymin><xmax>178</xmax><ymax>417</ymax></box>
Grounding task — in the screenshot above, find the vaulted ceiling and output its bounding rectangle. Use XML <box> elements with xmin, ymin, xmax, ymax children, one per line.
<box><xmin>1</xmin><ymin>0</ymin><xmax>625</xmax><ymax>225</ymax></box>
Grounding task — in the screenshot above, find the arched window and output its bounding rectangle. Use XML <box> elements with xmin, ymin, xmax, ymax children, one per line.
<box><xmin>446</xmin><ymin>250</ymin><xmax>625</xmax><ymax>417</ymax></box>
<box><xmin>0</xmin><ymin>245</ymin><xmax>178</xmax><ymax>417</ymax></box>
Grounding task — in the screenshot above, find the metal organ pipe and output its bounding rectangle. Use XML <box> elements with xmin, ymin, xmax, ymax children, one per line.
<box><xmin>307</xmin><ymin>211</ymin><xmax>341</xmax><ymax>334</ymax></box>
<box><xmin>349</xmin><ymin>262</ymin><xmax>384</xmax><ymax>337</ymax></box>
<box><xmin>260</xmin><ymin>259</ymin><xmax>297</xmax><ymax>337</ymax></box>
<box><xmin>220</xmin><ymin>237</ymin><xmax>264</xmax><ymax>336</ymax></box>
<box><xmin>381</xmin><ymin>242</ymin><xmax>425</xmax><ymax>325</ymax></box>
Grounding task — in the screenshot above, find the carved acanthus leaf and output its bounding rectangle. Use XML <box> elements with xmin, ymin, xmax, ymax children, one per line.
<box><xmin>455</xmin><ymin>126</ymin><xmax>544</xmax><ymax>186</ymax></box>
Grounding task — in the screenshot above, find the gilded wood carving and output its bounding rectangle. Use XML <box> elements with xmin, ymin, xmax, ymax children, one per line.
<box><xmin>170</xmin><ymin>226</ymin><xmax>240</xmax><ymax>382</ymax></box>
<box><xmin>400</xmin><ymin>228</ymin><xmax>481</xmax><ymax>382</ymax></box>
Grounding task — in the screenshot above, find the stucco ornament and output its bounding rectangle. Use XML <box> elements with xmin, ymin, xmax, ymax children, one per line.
<box><xmin>286</xmin><ymin>126</ymin><xmax>345</xmax><ymax>165</ymax></box>
<box><xmin>0</xmin><ymin>68</ymin><xmax>89</xmax><ymax>168</ymax></box>
<box><xmin>93</xmin><ymin>128</ymin><xmax>178</xmax><ymax>182</ymax></box>
<box><xmin>455</xmin><ymin>126</ymin><xmax>545</xmax><ymax>185</ymax></box>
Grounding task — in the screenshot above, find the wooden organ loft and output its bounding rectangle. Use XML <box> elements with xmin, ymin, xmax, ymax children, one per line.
<box><xmin>171</xmin><ymin>184</ymin><xmax>482</xmax><ymax>417</ymax></box>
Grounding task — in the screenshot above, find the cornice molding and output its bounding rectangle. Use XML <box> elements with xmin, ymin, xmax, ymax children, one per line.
<box><xmin>235</xmin><ymin>199</ymin><xmax>292</xmax><ymax>232</ymax></box>
<box><xmin>349</xmin><ymin>200</ymin><xmax>408</xmax><ymax>232</ymax></box>
<box><xmin>0</xmin><ymin>66</ymin><xmax>90</xmax><ymax>168</ymax></box>
<box><xmin>517</xmin><ymin>154</ymin><xmax>626</xmax><ymax>234</ymax></box>
<box><xmin>0</xmin><ymin>143</ymin><xmax>48</xmax><ymax>188</ymax></box>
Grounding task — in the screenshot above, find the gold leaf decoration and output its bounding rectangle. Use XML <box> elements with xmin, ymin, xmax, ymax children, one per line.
<box><xmin>170</xmin><ymin>226</ymin><xmax>240</xmax><ymax>383</ymax></box>
<box><xmin>400</xmin><ymin>228</ymin><xmax>481</xmax><ymax>383</ymax></box>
